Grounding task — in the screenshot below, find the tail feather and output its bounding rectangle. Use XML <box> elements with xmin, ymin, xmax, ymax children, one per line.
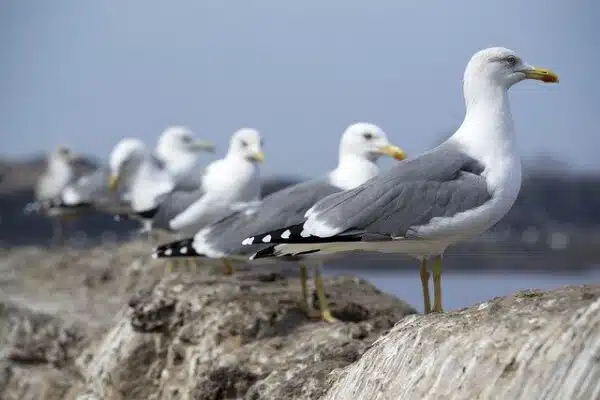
<box><xmin>152</xmin><ymin>238</ymin><xmax>203</xmax><ymax>259</ymax></box>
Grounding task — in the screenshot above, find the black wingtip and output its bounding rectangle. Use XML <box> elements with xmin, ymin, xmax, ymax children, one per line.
<box><xmin>152</xmin><ymin>238</ymin><xmax>201</xmax><ymax>259</ymax></box>
<box><xmin>135</xmin><ymin>207</ymin><xmax>159</xmax><ymax>220</ymax></box>
<box><xmin>250</xmin><ymin>245</ymin><xmax>278</xmax><ymax>260</ymax></box>
<box><xmin>242</xmin><ymin>224</ymin><xmax>308</xmax><ymax>246</ymax></box>
<box><xmin>243</xmin><ymin>223</ymin><xmax>363</xmax><ymax>247</ymax></box>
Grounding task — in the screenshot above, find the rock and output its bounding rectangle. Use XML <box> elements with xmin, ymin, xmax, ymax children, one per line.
<box><xmin>323</xmin><ymin>285</ymin><xmax>600</xmax><ymax>400</ymax></box>
<box><xmin>73</xmin><ymin>271</ymin><xmax>414</xmax><ymax>400</ymax></box>
<box><xmin>0</xmin><ymin>243</ymin><xmax>415</xmax><ymax>399</ymax></box>
<box><xmin>4</xmin><ymin>242</ymin><xmax>598</xmax><ymax>399</ymax></box>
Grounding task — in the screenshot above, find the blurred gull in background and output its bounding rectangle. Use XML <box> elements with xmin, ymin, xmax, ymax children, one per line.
<box><xmin>58</xmin><ymin>126</ymin><xmax>215</xmax><ymax>218</ymax></box>
<box><xmin>24</xmin><ymin>145</ymin><xmax>87</xmax><ymax>245</ymax></box>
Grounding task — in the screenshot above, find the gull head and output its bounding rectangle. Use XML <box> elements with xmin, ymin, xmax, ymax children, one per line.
<box><xmin>157</xmin><ymin>126</ymin><xmax>215</xmax><ymax>157</ymax></box>
<box><xmin>52</xmin><ymin>145</ymin><xmax>80</xmax><ymax>164</ymax></box>
<box><xmin>108</xmin><ymin>138</ymin><xmax>146</xmax><ymax>191</ymax></box>
<box><xmin>228</xmin><ymin>128</ymin><xmax>265</xmax><ymax>164</ymax></box>
<box><xmin>340</xmin><ymin>123</ymin><xmax>406</xmax><ymax>162</ymax></box>
<box><xmin>465</xmin><ymin>47</ymin><xmax>559</xmax><ymax>91</ymax></box>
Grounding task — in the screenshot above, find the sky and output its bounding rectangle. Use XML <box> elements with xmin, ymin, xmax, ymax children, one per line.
<box><xmin>1</xmin><ymin>1</ymin><xmax>598</xmax><ymax>178</ymax></box>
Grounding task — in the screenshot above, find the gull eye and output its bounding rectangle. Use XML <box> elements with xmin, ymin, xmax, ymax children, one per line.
<box><xmin>181</xmin><ymin>135</ymin><xmax>191</xmax><ymax>143</ymax></box>
<box><xmin>505</xmin><ymin>55</ymin><xmax>519</xmax><ymax>66</ymax></box>
<box><xmin>363</xmin><ymin>133</ymin><xmax>374</xmax><ymax>140</ymax></box>
<box><xmin>239</xmin><ymin>140</ymin><xmax>248</xmax><ymax>148</ymax></box>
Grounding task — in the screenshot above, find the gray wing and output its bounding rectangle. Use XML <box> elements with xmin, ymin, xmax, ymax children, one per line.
<box><xmin>171</xmin><ymin>166</ymin><xmax>206</xmax><ymax>192</ymax></box>
<box><xmin>71</xmin><ymin>168</ymin><xmax>108</xmax><ymax>199</ymax></box>
<box><xmin>70</xmin><ymin>157</ymin><xmax>99</xmax><ymax>182</ymax></box>
<box><xmin>247</xmin><ymin>141</ymin><xmax>492</xmax><ymax>244</ymax></box>
<box><xmin>305</xmin><ymin>141</ymin><xmax>491</xmax><ymax>239</ymax></box>
<box><xmin>152</xmin><ymin>152</ymin><xmax>206</xmax><ymax>192</ymax></box>
<box><xmin>197</xmin><ymin>177</ymin><xmax>341</xmax><ymax>255</ymax></box>
<box><xmin>151</xmin><ymin>186</ymin><xmax>206</xmax><ymax>230</ymax></box>
<box><xmin>64</xmin><ymin>167</ymin><xmax>132</xmax><ymax>213</ymax></box>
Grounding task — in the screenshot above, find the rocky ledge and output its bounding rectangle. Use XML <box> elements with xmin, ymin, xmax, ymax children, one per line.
<box><xmin>0</xmin><ymin>242</ymin><xmax>598</xmax><ymax>400</ymax></box>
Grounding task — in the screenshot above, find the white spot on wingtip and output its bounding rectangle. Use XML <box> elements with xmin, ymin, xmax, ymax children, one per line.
<box><xmin>151</xmin><ymin>252</ymin><xmax>158</xmax><ymax>259</ymax></box>
<box><xmin>242</xmin><ymin>237</ymin><xmax>255</xmax><ymax>245</ymax></box>
<box><xmin>262</xmin><ymin>234</ymin><xmax>271</xmax><ymax>243</ymax></box>
<box><xmin>165</xmin><ymin>249</ymin><xmax>173</xmax><ymax>256</ymax></box>
<box><xmin>300</xmin><ymin>230</ymin><xmax>310</xmax><ymax>238</ymax></box>
<box><xmin>180</xmin><ymin>246</ymin><xmax>188</xmax><ymax>255</ymax></box>
<box><xmin>281</xmin><ymin>230</ymin><xmax>291</xmax><ymax>239</ymax></box>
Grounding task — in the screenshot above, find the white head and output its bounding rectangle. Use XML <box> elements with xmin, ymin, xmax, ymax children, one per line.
<box><xmin>227</xmin><ymin>128</ymin><xmax>265</xmax><ymax>164</ymax></box>
<box><xmin>156</xmin><ymin>126</ymin><xmax>215</xmax><ymax>158</ymax></box>
<box><xmin>464</xmin><ymin>47</ymin><xmax>559</xmax><ymax>104</ymax></box>
<box><xmin>108</xmin><ymin>138</ymin><xmax>147</xmax><ymax>191</ymax></box>
<box><xmin>155</xmin><ymin>126</ymin><xmax>215</xmax><ymax>180</ymax></box>
<box><xmin>49</xmin><ymin>145</ymin><xmax>79</xmax><ymax>165</ymax></box>
<box><xmin>339</xmin><ymin>123</ymin><xmax>406</xmax><ymax>162</ymax></box>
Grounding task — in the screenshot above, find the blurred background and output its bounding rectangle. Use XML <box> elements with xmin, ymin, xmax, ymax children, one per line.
<box><xmin>1</xmin><ymin>0</ymin><xmax>599</xmax><ymax>312</ymax></box>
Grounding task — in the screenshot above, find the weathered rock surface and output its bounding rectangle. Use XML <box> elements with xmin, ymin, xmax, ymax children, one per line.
<box><xmin>324</xmin><ymin>285</ymin><xmax>600</xmax><ymax>400</ymax></box>
<box><xmin>0</xmin><ymin>242</ymin><xmax>415</xmax><ymax>399</ymax></box>
<box><xmin>2</xmin><ymin>242</ymin><xmax>599</xmax><ymax>399</ymax></box>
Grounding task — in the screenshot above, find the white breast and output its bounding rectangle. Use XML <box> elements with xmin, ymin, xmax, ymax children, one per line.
<box><xmin>201</xmin><ymin>158</ymin><xmax>261</xmax><ymax>205</ymax></box>
<box><xmin>129</xmin><ymin>161</ymin><xmax>174</xmax><ymax>211</ymax></box>
<box><xmin>412</xmin><ymin>118</ymin><xmax>523</xmax><ymax>245</ymax></box>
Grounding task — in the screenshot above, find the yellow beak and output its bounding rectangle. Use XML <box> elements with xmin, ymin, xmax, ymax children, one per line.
<box><xmin>522</xmin><ymin>67</ymin><xmax>559</xmax><ymax>83</ymax></box>
<box><xmin>250</xmin><ymin>151</ymin><xmax>265</xmax><ymax>164</ymax></box>
<box><xmin>108</xmin><ymin>174</ymin><xmax>119</xmax><ymax>191</ymax></box>
<box><xmin>378</xmin><ymin>144</ymin><xmax>406</xmax><ymax>161</ymax></box>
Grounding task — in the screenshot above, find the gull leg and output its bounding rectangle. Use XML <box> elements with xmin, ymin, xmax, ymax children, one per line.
<box><xmin>432</xmin><ymin>255</ymin><xmax>444</xmax><ymax>313</ymax></box>
<box><xmin>188</xmin><ymin>258</ymin><xmax>201</xmax><ymax>272</ymax></box>
<box><xmin>298</xmin><ymin>264</ymin><xmax>319</xmax><ymax>318</ymax></box>
<box><xmin>313</xmin><ymin>264</ymin><xmax>338</xmax><ymax>323</ymax></box>
<box><xmin>192</xmin><ymin>258</ymin><xmax>202</xmax><ymax>271</ymax></box>
<box><xmin>419</xmin><ymin>258</ymin><xmax>432</xmax><ymax>314</ymax></box>
<box><xmin>166</xmin><ymin>259</ymin><xmax>183</xmax><ymax>273</ymax></box>
<box><xmin>51</xmin><ymin>217</ymin><xmax>64</xmax><ymax>248</ymax></box>
<box><xmin>166</xmin><ymin>261</ymin><xmax>175</xmax><ymax>273</ymax></box>
<box><xmin>222</xmin><ymin>259</ymin><xmax>234</xmax><ymax>276</ymax></box>
<box><xmin>299</xmin><ymin>264</ymin><xmax>311</xmax><ymax>314</ymax></box>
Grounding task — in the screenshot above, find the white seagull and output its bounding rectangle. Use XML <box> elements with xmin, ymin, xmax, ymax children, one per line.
<box><xmin>24</xmin><ymin>145</ymin><xmax>88</xmax><ymax>244</ymax></box>
<box><xmin>240</xmin><ymin>47</ymin><xmax>559</xmax><ymax>314</ymax></box>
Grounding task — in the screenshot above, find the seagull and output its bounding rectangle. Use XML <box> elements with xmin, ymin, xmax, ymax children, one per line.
<box><xmin>240</xmin><ymin>47</ymin><xmax>559</xmax><ymax>314</ymax></box>
<box><xmin>106</xmin><ymin>138</ymin><xmax>176</xmax><ymax>233</ymax></box>
<box><xmin>152</xmin><ymin>123</ymin><xmax>406</xmax><ymax>321</ymax></box>
<box><xmin>24</xmin><ymin>145</ymin><xmax>87</xmax><ymax>245</ymax></box>
<box><xmin>120</xmin><ymin>128</ymin><xmax>264</xmax><ymax>245</ymax></box>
